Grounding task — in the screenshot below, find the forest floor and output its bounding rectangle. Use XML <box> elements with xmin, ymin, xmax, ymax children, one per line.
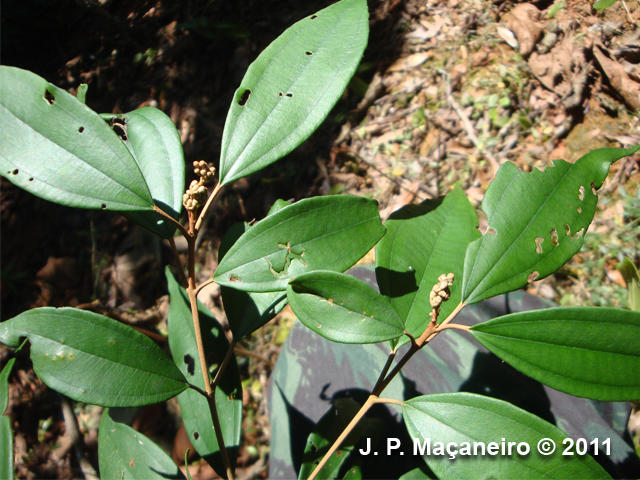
<box><xmin>2</xmin><ymin>0</ymin><xmax>640</xmax><ymax>478</ymax></box>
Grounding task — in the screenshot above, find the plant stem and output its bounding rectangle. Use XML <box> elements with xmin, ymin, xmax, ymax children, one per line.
<box><xmin>196</xmin><ymin>182</ymin><xmax>223</xmax><ymax>231</ymax></box>
<box><xmin>436</xmin><ymin>323</ymin><xmax>470</xmax><ymax>333</ymax></box>
<box><xmin>308</xmin><ymin>396</ymin><xmax>376</xmax><ymax>480</ymax></box>
<box><xmin>374</xmin><ymin>397</ymin><xmax>405</xmax><ymax>407</ymax></box>
<box><xmin>153</xmin><ymin>205</ymin><xmax>190</xmax><ymax>238</ymax></box>
<box><xmin>206</xmin><ymin>394</ymin><xmax>236</xmax><ymax>480</ymax></box>
<box><xmin>212</xmin><ymin>340</ymin><xmax>237</xmax><ymax>388</ymax></box>
<box><xmin>195</xmin><ymin>278</ymin><xmax>215</xmax><ymax>296</ymax></box>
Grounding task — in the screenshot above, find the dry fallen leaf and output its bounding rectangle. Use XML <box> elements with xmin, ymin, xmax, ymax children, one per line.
<box><xmin>386</xmin><ymin>52</ymin><xmax>431</xmax><ymax>72</ymax></box>
<box><xmin>500</xmin><ymin>3</ymin><xmax>543</xmax><ymax>57</ymax></box>
<box><xmin>594</xmin><ymin>45</ymin><xmax>640</xmax><ymax>111</ymax></box>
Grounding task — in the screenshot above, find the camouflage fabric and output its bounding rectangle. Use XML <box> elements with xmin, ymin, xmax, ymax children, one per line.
<box><xmin>268</xmin><ymin>266</ymin><xmax>640</xmax><ymax>479</ymax></box>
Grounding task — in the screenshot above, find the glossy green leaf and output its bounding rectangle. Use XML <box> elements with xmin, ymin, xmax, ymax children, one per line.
<box><xmin>166</xmin><ymin>268</ymin><xmax>242</xmax><ymax>477</ymax></box>
<box><xmin>115</xmin><ymin>108</ymin><xmax>185</xmax><ymax>238</ymax></box>
<box><xmin>214</xmin><ymin>195</ymin><xmax>385</xmax><ymax>292</ymax></box>
<box><xmin>0</xmin><ymin>307</ymin><xmax>187</xmax><ymax>406</ymax></box>
<box><xmin>299</xmin><ymin>398</ymin><xmax>382</xmax><ymax>480</ymax></box>
<box><xmin>376</xmin><ymin>187</ymin><xmax>480</xmax><ymax>346</ymax></box>
<box><xmin>218</xmin><ymin>0</ymin><xmax>368</xmax><ymax>184</ymax></box>
<box><xmin>403</xmin><ymin>393</ymin><xmax>610</xmax><ymax>479</ymax></box>
<box><xmin>0</xmin><ymin>66</ymin><xmax>153</xmax><ymax>211</ymax></box>
<box><xmin>0</xmin><ymin>416</ymin><xmax>12</xmax><ymax>480</ymax></box>
<box><xmin>462</xmin><ymin>146</ymin><xmax>640</xmax><ymax>305</ymax></box>
<box><xmin>470</xmin><ymin>307</ymin><xmax>640</xmax><ymax>401</ymax></box>
<box><xmin>99</xmin><ymin>408</ymin><xmax>185</xmax><ymax>480</ymax></box>
<box><xmin>618</xmin><ymin>257</ymin><xmax>640</xmax><ymax>311</ymax></box>
<box><xmin>288</xmin><ymin>270</ymin><xmax>404</xmax><ymax>343</ymax></box>
<box><xmin>342</xmin><ymin>465</ymin><xmax>362</xmax><ymax>480</ymax></box>
<box><xmin>219</xmin><ymin>223</ymin><xmax>288</xmax><ymax>340</ymax></box>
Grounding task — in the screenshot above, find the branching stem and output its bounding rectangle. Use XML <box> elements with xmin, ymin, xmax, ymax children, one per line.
<box><xmin>168</xmin><ymin>236</ymin><xmax>188</xmax><ymax>287</ymax></box>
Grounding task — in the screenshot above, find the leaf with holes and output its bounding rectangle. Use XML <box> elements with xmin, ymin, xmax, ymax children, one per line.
<box><xmin>299</xmin><ymin>398</ymin><xmax>383</xmax><ymax>480</ymax></box>
<box><xmin>470</xmin><ymin>307</ymin><xmax>640</xmax><ymax>401</ymax></box>
<box><xmin>403</xmin><ymin>393</ymin><xmax>610</xmax><ymax>479</ymax></box>
<box><xmin>288</xmin><ymin>270</ymin><xmax>405</xmax><ymax>344</ymax></box>
<box><xmin>462</xmin><ymin>146</ymin><xmax>640</xmax><ymax>305</ymax></box>
<box><xmin>218</xmin><ymin>0</ymin><xmax>369</xmax><ymax>184</ymax></box>
<box><xmin>0</xmin><ymin>66</ymin><xmax>153</xmax><ymax>211</ymax></box>
<box><xmin>376</xmin><ymin>187</ymin><xmax>480</xmax><ymax>347</ymax></box>
<box><xmin>219</xmin><ymin>223</ymin><xmax>288</xmax><ymax>341</ymax></box>
<box><xmin>111</xmin><ymin>107</ymin><xmax>185</xmax><ymax>238</ymax></box>
<box><xmin>99</xmin><ymin>408</ymin><xmax>185</xmax><ymax>480</ymax></box>
<box><xmin>213</xmin><ymin>195</ymin><xmax>385</xmax><ymax>292</ymax></box>
<box><xmin>0</xmin><ymin>307</ymin><xmax>187</xmax><ymax>406</ymax></box>
<box><xmin>166</xmin><ymin>268</ymin><xmax>242</xmax><ymax>477</ymax></box>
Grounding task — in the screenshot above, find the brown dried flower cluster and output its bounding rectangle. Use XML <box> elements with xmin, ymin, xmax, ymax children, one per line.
<box><xmin>429</xmin><ymin>273</ymin><xmax>454</xmax><ymax>322</ymax></box>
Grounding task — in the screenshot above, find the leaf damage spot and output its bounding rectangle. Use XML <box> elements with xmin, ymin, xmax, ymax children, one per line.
<box><xmin>229</xmin><ymin>274</ymin><xmax>242</xmax><ymax>283</ymax></box>
<box><xmin>44</xmin><ymin>89</ymin><xmax>55</xmax><ymax>105</ymax></box>
<box><xmin>328</xmin><ymin>298</ymin><xmax>334</xmax><ymax>306</ymax></box>
<box><xmin>486</xmin><ymin>227</ymin><xmax>497</xmax><ymax>236</ymax></box>
<box><xmin>12</xmin><ymin>169</ymin><xmax>18</xmax><ymax>175</ymax></box>
<box><xmin>278</xmin><ymin>92</ymin><xmax>284</xmax><ymax>97</ymax></box>
<box><xmin>527</xmin><ymin>271</ymin><xmax>539</xmax><ymax>283</ymax></box>
<box><xmin>78</xmin><ymin>126</ymin><xmax>84</xmax><ymax>133</ymax></box>
<box><xmin>578</xmin><ymin>185</ymin><xmax>585</xmax><ymax>201</ymax></box>
<box><xmin>306</xmin><ymin>51</ymin><xmax>313</xmax><ymax>55</ymax></box>
<box><xmin>285</xmin><ymin>93</ymin><xmax>293</xmax><ymax>98</ymax></box>
<box><xmin>577</xmin><ymin>207</ymin><xmax>582</xmax><ymax>214</ymax></box>
<box><xmin>535</xmin><ymin>237</ymin><xmax>544</xmax><ymax>254</ymax></box>
<box><xmin>129</xmin><ymin>459</ymin><xmax>135</xmax><ymax>467</ymax></box>
<box><xmin>101</xmin><ymin>204</ymin><xmax>107</xmax><ymax>210</ymax></box>
<box><xmin>112</xmin><ymin>123</ymin><xmax>127</xmax><ymax>141</ymax></box>
<box><xmin>183</xmin><ymin>354</ymin><xmax>195</xmax><ymax>376</ymax></box>
<box><xmin>591</xmin><ymin>182</ymin><xmax>597</xmax><ymax>195</ymax></box>
<box><xmin>266</xmin><ymin>242</ymin><xmax>307</xmax><ymax>278</ymax></box>
<box><xmin>310</xmin><ymin>14</ymin><xmax>318</xmax><ymax>19</ymax></box>
<box><xmin>550</xmin><ymin>228</ymin><xmax>558</xmax><ymax>246</ymax></box>
<box><xmin>317</xmin><ymin>323</ymin><xmax>322</xmax><ymax>329</ymax></box>
<box><xmin>238</xmin><ymin>88</ymin><xmax>251</xmax><ymax>106</ymax></box>
<box><xmin>194</xmin><ymin>431</ymin><xmax>200</xmax><ymax>440</ymax></box>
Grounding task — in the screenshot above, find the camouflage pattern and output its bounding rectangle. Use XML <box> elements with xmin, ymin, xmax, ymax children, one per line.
<box><xmin>268</xmin><ymin>265</ymin><xmax>640</xmax><ymax>479</ymax></box>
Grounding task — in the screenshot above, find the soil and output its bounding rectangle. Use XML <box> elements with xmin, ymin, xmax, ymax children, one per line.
<box><xmin>2</xmin><ymin>0</ymin><xmax>639</xmax><ymax>478</ymax></box>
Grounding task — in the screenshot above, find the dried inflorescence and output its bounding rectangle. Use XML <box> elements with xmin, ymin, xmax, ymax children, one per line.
<box><xmin>193</xmin><ymin>160</ymin><xmax>216</xmax><ymax>184</ymax></box>
<box><xmin>183</xmin><ymin>161</ymin><xmax>216</xmax><ymax>211</ymax></box>
<box><xmin>429</xmin><ymin>273</ymin><xmax>454</xmax><ymax>322</ymax></box>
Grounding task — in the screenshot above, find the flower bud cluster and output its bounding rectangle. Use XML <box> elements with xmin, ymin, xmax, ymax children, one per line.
<box><xmin>193</xmin><ymin>160</ymin><xmax>216</xmax><ymax>184</ymax></box>
<box><xmin>429</xmin><ymin>273</ymin><xmax>454</xmax><ymax>322</ymax></box>
<box><xmin>183</xmin><ymin>180</ymin><xmax>208</xmax><ymax>211</ymax></box>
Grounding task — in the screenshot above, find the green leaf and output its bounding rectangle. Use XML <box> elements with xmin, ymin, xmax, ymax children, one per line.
<box><xmin>115</xmin><ymin>108</ymin><xmax>185</xmax><ymax>238</ymax></box>
<box><xmin>0</xmin><ymin>358</ymin><xmax>15</xmax><ymax>416</ymax></box>
<box><xmin>0</xmin><ymin>416</ymin><xmax>12</xmax><ymax>480</ymax></box>
<box><xmin>218</xmin><ymin>0</ymin><xmax>369</xmax><ymax>184</ymax></box>
<box><xmin>403</xmin><ymin>393</ymin><xmax>610</xmax><ymax>479</ymax></box>
<box><xmin>376</xmin><ymin>188</ymin><xmax>480</xmax><ymax>346</ymax></box>
<box><xmin>219</xmin><ymin>223</ymin><xmax>288</xmax><ymax>340</ymax></box>
<box><xmin>0</xmin><ymin>308</ymin><xmax>187</xmax><ymax>406</ymax></box>
<box><xmin>288</xmin><ymin>270</ymin><xmax>405</xmax><ymax>343</ymax></box>
<box><xmin>76</xmin><ymin>84</ymin><xmax>88</xmax><ymax>104</ymax></box>
<box><xmin>166</xmin><ymin>268</ymin><xmax>242</xmax><ymax>477</ymax></box>
<box><xmin>342</xmin><ymin>465</ymin><xmax>363</xmax><ymax>480</ymax></box>
<box><xmin>299</xmin><ymin>398</ymin><xmax>382</xmax><ymax>480</ymax></box>
<box><xmin>462</xmin><ymin>146</ymin><xmax>640</xmax><ymax>305</ymax></box>
<box><xmin>0</xmin><ymin>66</ymin><xmax>153</xmax><ymax>211</ymax></box>
<box><xmin>213</xmin><ymin>195</ymin><xmax>385</xmax><ymax>292</ymax></box>
<box><xmin>99</xmin><ymin>408</ymin><xmax>185</xmax><ymax>479</ymax></box>
<box><xmin>617</xmin><ymin>257</ymin><xmax>640</xmax><ymax>311</ymax></box>
<box><xmin>470</xmin><ymin>307</ymin><xmax>640</xmax><ymax>401</ymax></box>
<box><xmin>593</xmin><ymin>0</ymin><xmax>617</xmax><ymax>10</ymax></box>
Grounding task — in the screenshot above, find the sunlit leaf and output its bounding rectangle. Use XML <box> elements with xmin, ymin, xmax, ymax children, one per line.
<box><xmin>470</xmin><ymin>307</ymin><xmax>640</xmax><ymax>401</ymax></box>
<box><xmin>219</xmin><ymin>222</ymin><xmax>288</xmax><ymax>340</ymax></box>
<box><xmin>404</xmin><ymin>393</ymin><xmax>610</xmax><ymax>479</ymax></box>
<box><xmin>288</xmin><ymin>270</ymin><xmax>405</xmax><ymax>344</ymax></box>
<box><xmin>0</xmin><ymin>66</ymin><xmax>153</xmax><ymax>211</ymax></box>
<box><xmin>99</xmin><ymin>408</ymin><xmax>185</xmax><ymax>479</ymax></box>
<box><xmin>214</xmin><ymin>195</ymin><xmax>385</xmax><ymax>292</ymax></box>
<box><xmin>0</xmin><ymin>308</ymin><xmax>187</xmax><ymax>406</ymax></box>
<box><xmin>114</xmin><ymin>107</ymin><xmax>185</xmax><ymax>238</ymax></box>
<box><xmin>462</xmin><ymin>146</ymin><xmax>640</xmax><ymax>304</ymax></box>
<box><xmin>166</xmin><ymin>268</ymin><xmax>242</xmax><ymax>477</ymax></box>
<box><xmin>376</xmin><ymin>187</ymin><xmax>480</xmax><ymax>347</ymax></box>
<box><xmin>218</xmin><ymin>0</ymin><xmax>368</xmax><ymax>184</ymax></box>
